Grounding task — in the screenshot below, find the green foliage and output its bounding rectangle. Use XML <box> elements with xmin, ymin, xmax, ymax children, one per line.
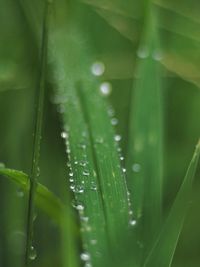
<box><xmin>0</xmin><ymin>0</ymin><xmax>200</xmax><ymax>267</ymax></box>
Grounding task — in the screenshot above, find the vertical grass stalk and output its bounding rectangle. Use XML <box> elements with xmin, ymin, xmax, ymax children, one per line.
<box><xmin>25</xmin><ymin>1</ymin><xmax>50</xmax><ymax>265</ymax></box>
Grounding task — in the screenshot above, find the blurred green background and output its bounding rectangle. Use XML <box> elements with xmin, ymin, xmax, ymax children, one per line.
<box><xmin>0</xmin><ymin>0</ymin><xmax>200</xmax><ymax>266</ymax></box>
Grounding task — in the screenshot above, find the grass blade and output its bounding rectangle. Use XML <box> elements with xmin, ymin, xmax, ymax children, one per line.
<box><xmin>143</xmin><ymin>140</ymin><xmax>200</xmax><ymax>267</ymax></box>
<box><xmin>125</xmin><ymin>4</ymin><xmax>163</xmax><ymax>264</ymax></box>
<box><xmin>49</xmin><ymin>2</ymin><xmax>132</xmax><ymax>264</ymax></box>
<box><xmin>25</xmin><ymin>2</ymin><xmax>50</xmax><ymax>264</ymax></box>
<box><xmin>0</xmin><ymin>166</ymin><xmax>70</xmax><ymax>227</ymax></box>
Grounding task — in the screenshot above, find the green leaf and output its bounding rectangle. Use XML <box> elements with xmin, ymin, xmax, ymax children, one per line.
<box><xmin>48</xmin><ymin>2</ymin><xmax>132</xmax><ymax>265</ymax></box>
<box><xmin>143</xmin><ymin>140</ymin><xmax>200</xmax><ymax>267</ymax></box>
<box><xmin>0</xmin><ymin>166</ymin><xmax>70</xmax><ymax>227</ymax></box>
<box><xmin>125</xmin><ymin>5</ymin><xmax>163</xmax><ymax>264</ymax></box>
<box><xmin>81</xmin><ymin>0</ymin><xmax>200</xmax><ymax>88</ymax></box>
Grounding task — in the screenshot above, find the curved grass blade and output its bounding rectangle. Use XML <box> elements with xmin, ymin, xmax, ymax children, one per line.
<box><xmin>125</xmin><ymin>5</ymin><xmax>163</xmax><ymax>265</ymax></box>
<box><xmin>143</xmin><ymin>140</ymin><xmax>200</xmax><ymax>267</ymax></box>
<box><xmin>0</xmin><ymin>167</ymin><xmax>71</xmax><ymax>227</ymax></box>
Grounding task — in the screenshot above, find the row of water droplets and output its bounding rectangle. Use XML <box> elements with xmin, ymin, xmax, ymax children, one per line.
<box><xmin>61</xmin><ymin>128</ymin><xmax>99</xmax><ymax>267</ymax></box>
<box><xmin>90</xmin><ymin>60</ymin><xmax>138</xmax><ymax>227</ymax></box>
<box><xmin>136</xmin><ymin>46</ymin><xmax>163</xmax><ymax>61</ymax></box>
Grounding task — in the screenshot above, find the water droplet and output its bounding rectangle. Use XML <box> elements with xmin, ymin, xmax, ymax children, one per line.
<box><xmin>83</xmin><ymin>170</ymin><xmax>89</xmax><ymax>176</ymax></box>
<box><xmin>74</xmin><ymin>161</ymin><xmax>78</xmax><ymax>165</ymax></box>
<box><xmin>80</xmin><ymin>161</ymin><xmax>87</xmax><ymax>167</ymax></box>
<box><xmin>114</xmin><ymin>135</ymin><xmax>121</xmax><ymax>142</ymax></box>
<box><xmin>70</xmin><ymin>184</ymin><xmax>75</xmax><ymax>191</ymax></box>
<box><xmin>90</xmin><ymin>182</ymin><xmax>97</xmax><ymax>191</ymax></box>
<box><xmin>0</xmin><ymin>162</ymin><xmax>5</xmax><ymax>168</ymax></box>
<box><xmin>122</xmin><ymin>168</ymin><xmax>126</xmax><ymax>173</ymax></box>
<box><xmin>81</xmin><ymin>252</ymin><xmax>90</xmax><ymax>261</ymax></box>
<box><xmin>81</xmin><ymin>216</ymin><xmax>89</xmax><ymax>222</ymax></box>
<box><xmin>152</xmin><ymin>49</ymin><xmax>163</xmax><ymax>61</ymax></box>
<box><xmin>85</xmin><ymin>263</ymin><xmax>92</xmax><ymax>267</ymax></box>
<box><xmin>91</xmin><ymin>62</ymin><xmax>105</xmax><ymax>76</ymax></box>
<box><xmin>120</xmin><ymin>156</ymin><xmax>124</xmax><ymax>161</ymax></box>
<box><xmin>137</xmin><ymin>46</ymin><xmax>149</xmax><ymax>59</ymax></box>
<box><xmin>129</xmin><ymin>210</ymin><xmax>133</xmax><ymax>215</ymax></box>
<box><xmin>76</xmin><ymin>204</ymin><xmax>84</xmax><ymax>211</ymax></box>
<box><xmin>75</xmin><ymin>185</ymin><xmax>84</xmax><ymax>194</ymax></box>
<box><xmin>90</xmin><ymin>239</ymin><xmax>97</xmax><ymax>245</ymax></box>
<box><xmin>61</xmin><ymin>131</ymin><xmax>68</xmax><ymax>139</ymax></box>
<box><xmin>16</xmin><ymin>188</ymin><xmax>24</xmax><ymax>198</ymax></box>
<box><xmin>111</xmin><ymin>118</ymin><xmax>118</xmax><ymax>126</ymax></box>
<box><xmin>100</xmin><ymin>82</ymin><xmax>112</xmax><ymax>96</ymax></box>
<box><xmin>129</xmin><ymin>219</ymin><xmax>137</xmax><ymax>226</ymax></box>
<box><xmin>69</xmin><ymin>172</ymin><xmax>73</xmax><ymax>177</ymax></box>
<box><xmin>132</xmin><ymin>163</ymin><xmax>141</xmax><ymax>173</ymax></box>
<box><xmin>29</xmin><ymin>246</ymin><xmax>37</xmax><ymax>260</ymax></box>
<box><xmin>95</xmin><ymin>137</ymin><xmax>104</xmax><ymax>144</ymax></box>
<box><xmin>107</xmin><ymin>107</ymin><xmax>115</xmax><ymax>117</ymax></box>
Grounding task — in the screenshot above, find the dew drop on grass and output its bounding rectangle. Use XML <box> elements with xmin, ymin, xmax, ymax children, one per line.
<box><xmin>137</xmin><ymin>46</ymin><xmax>149</xmax><ymax>59</ymax></box>
<box><xmin>81</xmin><ymin>252</ymin><xmax>91</xmax><ymax>261</ymax></box>
<box><xmin>16</xmin><ymin>188</ymin><xmax>24</xmax><ymax>198</ymax></box>
<box><xmin>83</xmin><ymin>170</ymin><xmax>90</xmax><ymax>176</ymax></box>
<box><xmin>61</xmin><ymin>131</ymin><xmax>68</xmax><ymax>139</ymax></box>
<box><xmin>95</xmin><ymin>137</ymin><xmax>104</xmax><ymax>144</ymax></box>
<box><xmin>122</xmin><ymin>168</ymin><xmax>126</xmax><ymax>173</ymax></box>
<box><xmin>29</xmin><ymin>246</ymin><xmax>37</xmax><ymax>260</ymax></box>
<box><xmin>152</xmin><ymin>49</ymin><xmax>163</xmax><ymax>61</ymax></box>
<box><xmin>0</xmin><ymin>162</ymin><xmax>5</xmax><ymax>168</ymax></box>
<box><xmin>76</xmin><ymin>204</ymin><xmax>84</xmax><ymax>211</ymax></box>
<box><xmin>70</xmin><ymin>184</ymin><xmax>75</xmax><ymax>191</ymax></box>
<box><xmin>90</xmin><ymin>182</ymin><xmax>97</xmax><ymax>191</ymax></box>
<box><xmin>132</xmin><ymin>163</ymin><xmax>141</xmax><ymax>173</ymax></box>
<box><xmin>80</xmin><ymin>160</ymin><xmax>87</xmax><ymax>167</ymax></box>
<box><xmin>111</xmin><ymin>118</ymin><xmax>118</xmax><ymax>126</ymax></box>
<box><xmin>75</xmin><ymin>185</ymin><xmax>84</xmax><ymax>194</ymax></box>
<box><xmin>91</xmin><ymin>61</ymin><xmax>105</xmax><ymax>76</ymax></box>
<box><xmin>69</xmin><ymin>172</ymin><xmax>73</xmax><ymax>177</ymax></box>
<box><xmin>114</xmin><ymin>135</ymin><xmax>121</xmax><ymax>142</ymax></box>
<box><xmin>100</xmin><ymin>82</ymin><xmax>112</xmax><ymax>96</ymax></box>
<box><xmin>81</xmin><ymin>216</ymin><xmax>89</xmax><ymax>222</ymax></box>
<box><xmin>129</xmin><ymin>219</ymin><xmax>137</xmax><ymax>226</ymax></box>
<box><xmin>90</xmin><ymin>239</ymin><xmax>97</xmax><ymax>245</ymax></box>
<box><xmin>107</xmin><ymin>107</ymin><xmax>115</xmax><ymax>117</ymax></box>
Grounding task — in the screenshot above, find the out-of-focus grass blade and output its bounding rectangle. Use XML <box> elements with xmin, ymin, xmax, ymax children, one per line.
<box><xmin>81</xmin><ymin>0</ymin><xmax>200</xmax><ymax>88</ymax></box>
<box><xmin>0</xmin><ymin>166</ymin><xmax>69</xmax><ymax>227</ymax></box>
<box><xmin>125</xmin><ymin>5</ymin><xmax>163</xmax><ymax>264</ymax></box>
<box><xmin>0</xmin><ymin>0</ymin><xmax>36</xmax><ymax>91</ymax></box>
<box><xmin>143</xmin><ymin>140</ymin><xmax>200</xmax><ymax>267</ymax></box>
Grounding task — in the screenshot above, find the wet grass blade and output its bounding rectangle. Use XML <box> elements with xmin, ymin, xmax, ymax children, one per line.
<box><xmin>125</xmin><ymin>5</ymin><xmax>163</xmax><ymax>264</ymax></box>
<box><xmin>25</xmin><ymin>2</ymin><xmax>50</xmax><ymax>265</ymax></box>
<box><xmin>143</xmin><ymin>140</ymin><xmax>200</xmax><ymax>267</ymax></box>
<box><xmin>49</xmin><ymin>2</ymin><xmax>132</xmax><ymax>265</ymax></box>
<box><xmin>49</xmin><ymin>6</ymin><xmax>109</xmax><ymax>267</ymax></box>
<box><xmin>0</xmin><ymin>167</ymin><xmax>71</xmax><ymax>227</ymax></box>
